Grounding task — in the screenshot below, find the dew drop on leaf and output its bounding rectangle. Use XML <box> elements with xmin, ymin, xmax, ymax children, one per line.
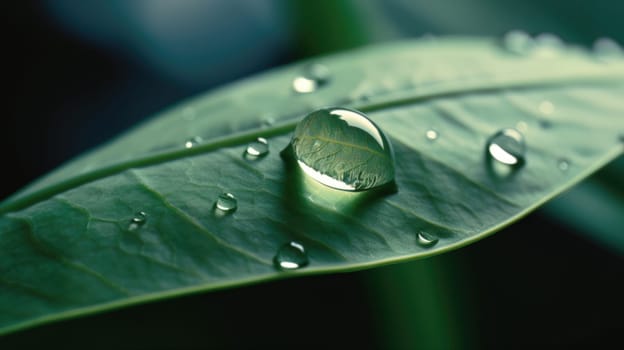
<box><xmin>538</xmin><ymin>100</ymin><xmax>555</xmax><ymax>116</ymax></box>
<box><xmin>593</xmin><ymin>37</ymin><xmax>623</xmax><ymax>61</ymax></box>
<box><xmin>487</xmin><ymin>128</ymin><xmax>526</xmax><ymax>166</ymax></box>
<box><xmin>260</xmin><ymin>114</ymin><xmax>275</xmax><ymax>128</ymax></box>
<box><xmin>128</xmin><ymin>211</ymin><xmax>147</xmax><ymax>231</ymax></box>
<box><xmin>533</xmin><ymin>33</ymin><xmax>565</xmax><ymax>58</ymax></box>
<box><xmin>244</xmin><ymin>137</ymin><xmax>269</xmax><ymax>159</ymax></box>
<box><xmin>425</xmin><ymin>129</ymin><xmax>439</xmax><ymax>141</ymax></box>
<box><xmin>274</xmin><ymin>241</ymin><xmax>309</xmax><ymax>270</ymax></box>
<box><xmin>214</xmin><ymin>193</ymin><xmax>237</xmax><ymax>214</ymax></box>
<box><xmin>502</xmin><ymin>30</ymin><xmax>534</xmax><ymax>55</ymax></box>
<box><xmin>184</xmin><ymin>136</ymin><xmax>203</xmax><ymax>149</ymax></box>
<box><xmin>288</xmin><ymin>107</ymin><xmax>395</xmax><ymax>191</ymax></box>
<box><xmin>292</xmin><ymin>63</ymin><xmax>331</xmax><ymax>93</ymax></box>
<box><xmin>417</xmin><ymin>231</ymin><xmax>439</xmax><ymax>247</ymax></box>
<box><xmin>557</xmin><ymin>158</ymin><xmax>570</xmax><ymax>171</ymax></box>
<box><xmin>516</xmin><ymin>121</ymin><xmax>528</xmax><ymax>133</ymax></box>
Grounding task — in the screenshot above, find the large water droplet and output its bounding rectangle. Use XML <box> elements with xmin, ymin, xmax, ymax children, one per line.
<box><xmin>128</xmin><ymin>211</ymin><xmax>147</xmax><ymax>231</ymax></box>
<box><xmin>503</xmin><ymin>30</ymin><xmax>534</xmax><ymax>55</ymax></box>
<box><xmin>288</xmin><ymin>107</ymin><xmax>395</xmax><ymax>191</ymax></box>
<box><xmin>214</xmin><ymin>193</ymin><xmax>237</xmax><ymax>214</ymax></box>
<box><xmin>487</xmin><ymin>128</ymin><xmax>526</xmax><ymax>166</ymax></box>
<box><xmin>425</xmin><ymin>129</ymin><xmax>439</xmax><ymax>141</ymax></box>
<box><xmin>185</xmin><ymin>136</ymin><xmax>203</xmax><ymax>149</ymax></box>
<box><xmin>417</xmin><ymin>231</ymin><xmax>439</xmax><ymax>247</ymax></box>
<box><xmin>292</xmin><ymin>63</ymin><xmax>331</xmax><ymax>93</ymax></box>
<box><xmin>274</xmin><ymin>241</ymin><xmax>309</xmax><ymax>270</ymax></box>
<box><xmin>244</xmin><ymin>137</ymin><xmax>269</xmax><ymax>159</ymax></box>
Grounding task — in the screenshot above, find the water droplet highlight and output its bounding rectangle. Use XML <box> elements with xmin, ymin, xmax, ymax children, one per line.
<box><xmin>128</xmin><ymin>211</ymin><xmax>147</xmax><ymax>231</ymax></box>
<box><xmin>185</xmin><ymin>136</ymin><xmax>203</xmax><ymax>149</ymax></box>
<box><xmin>557</xmin><ymin>158</ymin><xmax>570</xmax><ymax>171</ymax></box>
<box><xmin>274</xmin><ymin>241</ymin><xmax>309</xmax><ymax>270</ymax></box>
<box><xmin>417</xmin><ymin>231</ymin><xmax>439</xmax><ymax>247</ymax></box>
<box><xmin>425</xmin><ymin>129</ymin><xmax>439</xmax><ymax>141</ymax></box>
<box><xmin>503</xmin><ymin>30</ymin><xmax>533</xmax><ymax>55</ymax></box>
<box><xmin>245</xmin><ymin>137</ymin><xmax>269</xmax><ymax>159</ymax></box>
<box><xmin>292</xmin><ymin>63</ymin><xmax>331</xmax><ymax>93</ymax></box>
<box><xmin>288</xmin><ymin>107</ymin><xmax>395</xmax><ymax>191</ymax></box>
<box><xmin>487</xmin><ymin>128</ymin><xmax>526</xmax><ymax>166</ymax></box>
<box><xmin>214</xmin><ymin>193</ymin><xmax>237</xmax><ymax>214</ymax></box>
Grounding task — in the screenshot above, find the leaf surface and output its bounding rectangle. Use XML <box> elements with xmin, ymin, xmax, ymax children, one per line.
<box><xmin>1</xmin><ymin>38</ymin><xmax>623</xmax><ymax>334</ymax></box>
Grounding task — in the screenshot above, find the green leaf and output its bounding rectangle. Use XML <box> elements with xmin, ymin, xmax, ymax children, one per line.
<box><xmin>1</xmin><ymin>37</ymin><xmax>623</xmax><ymax>335</ymax></box>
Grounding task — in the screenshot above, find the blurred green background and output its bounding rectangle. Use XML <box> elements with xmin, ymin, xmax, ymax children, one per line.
<box><xmin>3</xmin><ymin>1</ymin><xmax>623</xmax><ymax>348</ymax></box>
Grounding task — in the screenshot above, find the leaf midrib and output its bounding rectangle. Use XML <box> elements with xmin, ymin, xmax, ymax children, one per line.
<box><xmin>1</xmin><ymin>75</ymin><xmax>622</xmax><ymax>214</ymax></box>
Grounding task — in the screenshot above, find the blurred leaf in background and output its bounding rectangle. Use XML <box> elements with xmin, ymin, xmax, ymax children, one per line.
<box><xmin>3</xmin><ymin>0</ymin><xmax>623</xmax><ymax>349</ymax></box>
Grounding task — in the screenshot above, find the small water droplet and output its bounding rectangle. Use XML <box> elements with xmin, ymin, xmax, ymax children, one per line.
<box><xmin>358</xmin><ymin>92</ymin><xmax>372</xmax><ymax>102</ymax></box>
<box><xmin>260</xmin><ymin>115</ymin><xmax>275</xmax><ymax>128</ymax></box>
<box><xmin>557</xmin><ymin>158</ymin><xmax>570</xmax><ymax>171</ymax></box>
<box><xmin>214</xmin><ymin>193</ymin><xmax>237</xmax><ymax>214</ymax></box>
<box><xmin>244</xmin><ymin>137</ymin><xmax>269</xmax><ymax>159</ymax></box>
<box><xmin>288</xmin><ymin>107</ymin><xmax>395</xmax><ymax>191</ymax></box>
<box><xmin>185</xmin><ymin>136</ymin><xmax>203</xmax><ymax>149</ymax></box>
<box><xmin>417</xmin><ymin>231</ymin><xmax>439</xmax><ymax>247</ymax></box>
<box><xmin>292</xmin><ymin>63</ymin><xmax>331</xmax><ymax>93</ymax></box>
<box><xmin>538</xmin><ymin>100</ymin><xmax>555</xmax><ymax>116</ymax></box>
<box><xmin>128</xmin><ymin>211</ymin><xmax>147</xmax><ymax>231</ymax></box>
<box><xmin>274</xmin><ymin>241</ymin><xmax>309</xmax><ymax>270</ymax></box>
<box><xmin>503</xmin><ymin>30</ymin><xmax>534</xmax><ymax>55</ymax></box>
<box><xmin>533</xmin><ymin>33</ymin><xmax>565</xmax><ymax>57</ymax></box>
<box><xmin>425</xmin><ymin>129</ymin><xmax>439</xmax><ymax>141</ymax></box>
<box><xmin>487</xmin><ymin>128</ymin><xmax>526</xmax><ymax>166</ymax></box>
<box><xmin>516</xmin><ymin>121</ymin><xmax>528</xmax><ymax>133</ymax></box>
<box><xmin>593</xmin><ymin>37</ymin><xmax>623</xmax><ymax>61</ymax></box>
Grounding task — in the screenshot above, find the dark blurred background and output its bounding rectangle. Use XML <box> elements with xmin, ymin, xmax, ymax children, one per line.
<box><xmin>2</xmin><ymin>1</ymin><xmax>623</xmax><ymax>349</ymax></box>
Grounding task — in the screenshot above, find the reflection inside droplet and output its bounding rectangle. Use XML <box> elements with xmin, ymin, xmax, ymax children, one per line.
<box><xmin>214</xmin><ymin>193</ymin><xmax>237</xmax><ymax>214</ymax></box>
<box><xmin>288</xmin><ymin>107</ymin><xmax>395</xmax><ymax>191</ymax></box>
